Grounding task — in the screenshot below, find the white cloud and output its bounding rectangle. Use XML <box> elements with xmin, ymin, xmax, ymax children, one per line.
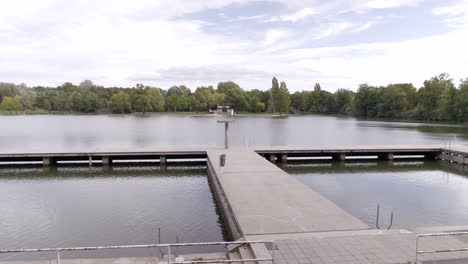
<box><xmin>266</xmin><ymin>8</ymin><xmax>318</xmax><ymax>23</ymax></box>
<box><xmin>362</xmin><ymin>0</ymin><xmax>423</xmax><ymax>9</ymax></box>
<box><xmin>0</xmin><ymin>0</ymin><xmax>466</xmax><ymax>93</ymax></box>
<box><xmin>262</xmin><ymin>29</ymin><xmax>292</xmax><ymax>46</ymax></box>
<box><xmin>433</xmin><ymin>0</ymin><xmax>468</xmax><ymax>26</ymax></box>
<box><xmin>313</xmin><ymin>22</ymin><xmax>354</xmax><ymax>39</ymax></box>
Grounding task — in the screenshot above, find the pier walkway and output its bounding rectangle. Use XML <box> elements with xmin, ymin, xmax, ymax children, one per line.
<box><xmin>206</xmin><ymin>148</ymin><xmax>368</xmax><ymax>239</ymax></box>
<box><xmin>2</xmin><ymin>145</ymin><xmax>468</xmax><ymax>263</ymax></box>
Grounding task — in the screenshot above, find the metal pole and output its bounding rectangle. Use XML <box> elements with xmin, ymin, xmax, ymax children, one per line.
<box><xmin>376</xmin><ymin>204</ymin><xmax>380</xmax><ymax>229</ymax></box>
<box><xmin>272</xmin><ymin>242</ymin><xmax>276</xmax><ymax>264</ymax></box>
<box><xmin>57</xmin><ymin>251</ymin><xmax>61</xmax><ymax>264</ymax></box>
<box><xmin>387</xmin><ymin>212</ymin><xmax>394</xmax><ymax>230</ymax></box>
<box><xmin>224</xmin><ymin>123</ymin><xmax>229</xmax><ymax>149</ymax></box>
<box><xmin>415</xmin><ymin>236</ymin><xmax>419</xmax><ymax>264</ymax></box>
<box><xmin>168</xmin><ymin>245</ymin><xmax>171</xmax><ymax>264</ymax></box>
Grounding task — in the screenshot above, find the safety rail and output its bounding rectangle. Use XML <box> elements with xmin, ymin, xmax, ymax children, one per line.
<box><xmin>0</xmin><ymin>240</ymin><xmax>275</xmax><ymax>264</ymax></box>
<box><xmin>415</xmin><ymin>232</ymin><xmax>468</xmax><ymax>263</ymax></box>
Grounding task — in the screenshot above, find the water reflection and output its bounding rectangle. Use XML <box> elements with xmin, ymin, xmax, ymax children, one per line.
<box><xmin>1</xmin><ymin>115</ymin><xmax>467</xmax><ymax>151</ymax></box>
<box><xmin>0</xmin><ymin>164</ymin><xmax>226</xmax><ymax>260</ymax></box>
<box><xmin>283</xmin><ymin>160</ymin><xmax>468</xmax><ymax>230</ymax></box>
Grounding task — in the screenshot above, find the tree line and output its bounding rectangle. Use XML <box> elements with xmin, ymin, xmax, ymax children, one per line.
<box><xmin>1</xmin><ymin>73</ymin><xmax>467</xmax><ymax>122</ymax></box>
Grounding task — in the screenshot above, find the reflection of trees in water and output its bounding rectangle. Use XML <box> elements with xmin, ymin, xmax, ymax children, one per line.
<box><xmin>283</xmin><ymin>160</ymin><xmax>468</xmax><ymax>177</ymax></box>
<box><xmin>0</xmin><ymin>163</ymin><xmax>207</xmax><ymax>179</ymax></box>
<box><xmin>369</xmin><ymin>122</ymin><xmax>468</xmax><ymax>140</ymax></box>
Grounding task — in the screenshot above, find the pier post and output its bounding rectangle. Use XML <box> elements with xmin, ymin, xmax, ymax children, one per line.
<box><xmin>378</xmin><ymin>153</ymin><xmax>394</xmax><ymax>160</ymax></box>
<box><xmin>160</xmin><ymin>155</ymin><xmax>166</xmax><ymax>165</ymax></box>
<box><xmin>269</xmin><ymin>154</ymin><xmax>276</xmax><ymax>163</ymax></box>
<box><xmin>102</xmin><ymin>156</ymin><xmax>113</xmax><ymax>166</ymax></box>
<box><xmin>280</xmin><ymin>153</ymin><xmax>288</xmax><ymax>163</ymax></box>
<box><xmin>43</xmin><ymin>157</ymin><xmax>57</xmax><ymax>167</ymax></box>
<box><xmin>332</xmin><ymin>153</ymin><xmax>346</xmax><ymax>161</ymax></box>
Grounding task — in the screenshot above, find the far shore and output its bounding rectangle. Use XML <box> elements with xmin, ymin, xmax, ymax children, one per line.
<box><xmin>1</xmin><ymin>111</ymin><xmax>468</xmax><ymax>126</ymax></box>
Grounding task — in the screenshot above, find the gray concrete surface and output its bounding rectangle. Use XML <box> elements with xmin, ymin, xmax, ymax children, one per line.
<box><xmin>206</xmin><ymin>148</ymin><xmax>369</xmax><ymax>237</ymax></box>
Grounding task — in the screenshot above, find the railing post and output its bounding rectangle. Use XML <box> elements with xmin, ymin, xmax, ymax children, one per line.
<box><xmin>168</xmin><ymin>245</ymin><xmax>171</xmax><ymax>264</ymax></box>
<box><xmin>272</xmin><ymin>241</ymin><xmax>276</xmax><ymax>264</ymax></box>
<box><xmin>57</xmin><ymin>250</ymin><xmax>61</xmax><ymax>264</ymax></box>
<box><xmin>415</xmin><ymin>235</ymin><xmax>419</xmax><ymax>264</ymax></box>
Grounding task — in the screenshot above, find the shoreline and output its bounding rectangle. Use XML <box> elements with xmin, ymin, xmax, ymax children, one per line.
<box><xmin>1</xmin><ymin>111</ymin><xmax>467</xmax><ymax>127</ymax></box>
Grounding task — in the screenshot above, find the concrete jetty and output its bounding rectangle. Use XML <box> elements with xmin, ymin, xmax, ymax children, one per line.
<box><xmin>206</xmin><ymin>148</ymin><xmax>368</xmax><ymax>240</ymax></box>
<box><xmin>2</xmin><ymin>145</ymin><xmax>468</xmax><ymax>263</ymax></box>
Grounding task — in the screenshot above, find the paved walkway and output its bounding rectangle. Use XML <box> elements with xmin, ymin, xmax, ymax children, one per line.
<box><xmin>206</xmin><ymin>148</ymin><xmax>368</xmax><ymax>236</ymax></box>
<box><xmin>260</xmin><ymin>229</ymin><xmax>468</xmax><ymax>264</ymax></box>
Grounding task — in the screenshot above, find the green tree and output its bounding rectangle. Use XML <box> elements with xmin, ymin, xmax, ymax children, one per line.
<box><xmin>108</xmin><ymin>91</ymin><xmax>131</xmax><ymax>113</ymax></box>
<box><xmin>190</xmin><ymin>86</ymin><xmax>216</xmax><ymax>112</ymax></box>
<box><xmin>455</xmin><ymin>79</ymin><xmax>468</xmax><ymax>121</ymax></box>
<box><xmin>415</xmin><ymin>73</ymin><xmax>454</xmax><ymax>120</ymax></box>
<box><xmin>354</xmin><ymin>84</ymin><xmax>380</xmax><ymax>117</ymax></box>
<box><xmin>334</xmin><ymin>89</ymin><xmax>354</xmax><ymax>115</ymax></box>
<box><xmin>270</xmin><ymin>77</ymin><xmax>280</xmax><ymax>112</ymax></box>
<box><xmin>277</xmin><ymin>81</ymin><xmax>291</xmax><ymax>114</ymax></box>
<box><xmin>0</xmin><ymin>96</ymin><xmax>23</xmax><ymax>111</ymax></box>
<box><xmin>314</xmin><ymin>83</ymin><xmax>321</xmax><ymax>91</ymax></box>
<box><xmin>145</xmin><ymin>87</ymin><xmax>165</xmax><ymax>111</ymax></box>
<box><xmin>376</xmin><ymin>85</ymin><xmax>410</xmax><ymax>118</ymax></box>
<box><xmin>133</xmin><ymin>95</ymin><xmax>152</xmax><ymax>113</ymax></box>
<box><xmin>166</xmin><ymin>86</ymin><xmax>190</xmax><ymax>111</ymax></box>
<box><xmin>291</xmin><ymin>91</ymin><xmax>307</xmax><ymax>112</ymax></box>
<box><xmin>217</xmin><ymin>81</ymin><xmax>248</xmax><ymax>112</ymax></box>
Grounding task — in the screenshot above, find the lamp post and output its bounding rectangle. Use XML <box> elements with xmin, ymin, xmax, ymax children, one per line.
<box><xmin>217</xmin><ymin>120</ymin><xmax>233</xmax><ymax>149</ymax></box>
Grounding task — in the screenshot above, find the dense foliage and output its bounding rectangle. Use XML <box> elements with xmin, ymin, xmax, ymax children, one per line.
<box><xmin>1</xmin><ymin>73</ymin><xmax>468</xmax><ymax>122</ymax></box>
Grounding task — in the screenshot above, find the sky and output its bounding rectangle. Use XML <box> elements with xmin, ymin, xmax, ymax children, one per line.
<box><xmin>0</xmin><ymin>0</ymin><xmax>467</xmax><ymax>92</ymax></box>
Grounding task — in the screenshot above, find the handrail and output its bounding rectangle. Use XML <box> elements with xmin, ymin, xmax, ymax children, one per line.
<box><xmin>0</xmin><ymin>240</ymin><xmax>275</xmax><ymax>264</ymax></box>
<box><xmin>0</xmin><ymin>240</ymin><xmax>273</xmax><ymax>254</ymax></box>
<box><xmin>415</xmin><ymin>232</ymin><xmax>468</xmax><ymax>263</ymax></box>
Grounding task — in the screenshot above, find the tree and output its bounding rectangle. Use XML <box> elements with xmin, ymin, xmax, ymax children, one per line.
<box><xmin>314</xmin><ymin>83</ymin><xmax>321</xmax><ymax>91</ymax></box>
<box><xmin>353</xmin><ymin>84</ymin><xmax>380</xmax><ymax>117</ymax></box>
<box><xmin>133</xmin><ymin>95</ymin><xmax>152</xmax><ymax>113</ymax></box>
<box><xmin>218</xmin><ymin>81</ymin><xmax>248</xmax><ymax>112</ymax></box>
<box><xmin>190</xmin><ymin>86</ymin><xmax>216</xmax><ymax>112</ymax></box>
<box><xmin>0</xmin><ymin>96</ymin><xmax>23</xmax><ymax>111</ymax></box>
<box><xmin>376</xmin><ymin>85</ymin><xmax>410</xmax><ymax>118</ymax></box>
<box><xmin>108</xmin><ymin>91</ymin><xmax>131</xmax><ymax>113</ymax></box>
<box><xmin>145</xmin><ymin>87</ymin><xmax>165</xmax><ymax>111</ymax></box>
<box><xmin>277</xmin><ymin>81</ymin><xmax>291</xmax><ymax>114</ymax></box>
<box><xmin>83</xmin><ymin>92</ymin><xmax>100</xmax><ymax>113</ymax></box>
<box><xmin>166</xmin><ymin>86</ymin><xmax>190</xmax><ymax>111</ymax></box>
<box><xmin>270</xmin><ymin>77</ymin><xmax>280</xmax><ymax>112</ymax></box>
<box><xmin>415</xmin><ymin>73</ymin><xmax>454</xmax><ymax>120</ymax></box>
<box><xmin>78</xmin><ymin>80</ymin><xmax>95</xmax><ymax>90</ymax></box>
<box><xmin>255</xmin><ymin>102</ymin><xmax>266</xmax><ymax>112</ymax></box>
<box><xmin>334</xmin><ymin>89</ymin><xmax>354</xmax><ymax>115</ymax></box>
<box><xmin>455</xmin><ymin>79</ymin><xmax>468</xmax><ymax>121</ymax></box>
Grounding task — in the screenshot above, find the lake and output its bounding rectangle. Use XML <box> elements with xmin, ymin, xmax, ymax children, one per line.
<box><xmin>0</xmin><ymin>164</ymin><xmax>226</xmax><ymax>260</ymax></box>
<box><xmin>0</xmin><ymin>114</ymin><xmax>468</xmax><ymax>260</ymax></box>
<box><xmin>0</xmin><ymin>114</ymin><xmax>467</xmax><ymax>151</ymax></box>
<box><xmin>284</xmin><ymin>160</ymin><xmax>468</xmax><ymax>230</ymax></box>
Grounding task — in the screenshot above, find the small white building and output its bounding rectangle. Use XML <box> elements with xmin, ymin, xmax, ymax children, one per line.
<box><xmin>210</xmin><ymin>106</ymin><xmax>233</xmax><ymax>115</ymax></box>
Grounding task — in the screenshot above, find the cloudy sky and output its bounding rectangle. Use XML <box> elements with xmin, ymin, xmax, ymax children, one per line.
<box><xmin>0</xmin><ymin>0</ymin><xmax>467</xmax><ymax>92</ymax></box>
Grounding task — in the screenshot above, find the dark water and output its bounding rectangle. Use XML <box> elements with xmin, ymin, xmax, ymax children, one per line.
<box><xmin>0</xmin><ymin>164</ymin><xmax>226</xmax><ymax>260</ymax></box>
<box><xmin>0</xmin><ymin>115</ymin><xmax>467</xmax><ymax>151</ymax></box>
<box><xmin>283</xmin><ymin>160</ymin><xmax>468</xmax><ymax>230</ymax></box>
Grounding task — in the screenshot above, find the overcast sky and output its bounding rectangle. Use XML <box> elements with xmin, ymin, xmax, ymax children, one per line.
<box><xmin>1</xmin><ymin>0</ymin><xmax>467</xmax><ymax>92</ymax></box>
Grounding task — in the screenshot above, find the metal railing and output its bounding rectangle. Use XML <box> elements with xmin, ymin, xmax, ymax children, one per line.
<box><xmin>0</xmin><ymin>240</ymin><xmax>275</xmax><ymax>264</ymax></box>
<box><xmin>415</xmin><ymin>232</ymin><xmax>468</xmax><ymax>263</ymax></box>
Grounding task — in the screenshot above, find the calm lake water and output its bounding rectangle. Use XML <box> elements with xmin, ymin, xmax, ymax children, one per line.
<box><xmin>0</xmin><ymin>114</ymin><xmax>467</xmax><ymax>151</ymax></box>
<box><xmin>1</xmin><ymin>114</ymin><xmax>468</xmax><ymax>259</ymax></box>
<box><xmin>284</xmin><ymin>160</ymin><xmax>468</xmax><ymax>230</ymax></box>
<box><xmin>0</xmin><ymin>164</ymin><xmax>226</xmax><ymax>260</ymax></box>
